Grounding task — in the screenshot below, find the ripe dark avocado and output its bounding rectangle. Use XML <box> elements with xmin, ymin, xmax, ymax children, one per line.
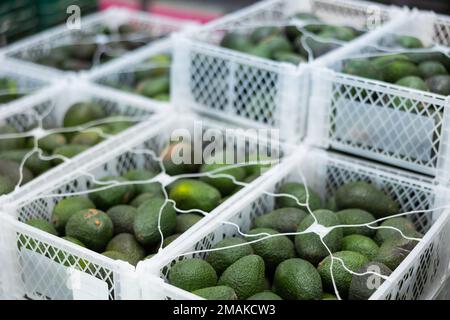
<box><xmin>105</xmin><ymin>233</ymin><xmax>146</xmax><ymax>266</ymax></box>
<box><xmin>375</xmin><ymin>236</ymin><xmax>419</xmax><ymax>270</ymax></box>
<box><xmin>88</xmin><ymin>176</ymin><xmax>136</xmax><ymax>210</ymax></box>
<box><xmin>295</xmin><ymin>209</ymin><xmax>343</xmax><ymax>265</ymax></box>
<box><xmin>169</xmin><ymin>179</ymin><xmax>222</xmax><ymax>212</ymax></box>
<box><xmin>349</xmin><ymin>261</ymin><xmax>392</xmax><ymax>300</ymax></box>
<box><xmin>426</xmin><ymin>75</ymin><xmax>450</xmax><ymax>96</ymax></box>
<box><xmin>169</xmin><ymin>258</ymin><xmax>218</xmax><ymax>292</ymax></box>
<box><xmin>218</xmin><ymin>255</ymin><xmax>266</xmax><ymax>300</ymax></box>
<box><xmin>318</xmin><ymin>251</ymin><xmax>369</xmax><ymax>298</ymax></box>
<box><xmin>246</xmin><ymin>228</ymin><xmax>296</xmax><ymax>271</ymax></box>
<box><xmin>334</xmin><ymin>181</ymin><xmax>399</xmax><ymax>219</ymax></box>
<box><xmin>276</xmin><ymin>182</ymin><xmax>322</xmax><ymax>211</ymax></box>
<box><xmin>51</xmin><ymin>196</ymin><xmax>96</xmax><ymax>233</ymax></box>
<box><xmin>63</xmin><ymin>102</ymin><xmax>106</xmax><ymax>128</ymax></box>
<box><xmin>253</xmin><ymin>207</ymin><xmax>308</xmax><ymax>234</ymax></box>
<box><xmin>336</xmin><ymin>209</ymin><xmax>377</xmax><ymax>237</ymax></box>
<box><xmin>192</xmin><ymin>286</ymin><xmax>237</xmax><ymax>300</ymax></box>
<box><xmin>65</xmin><ymin>209</ymin><xmax>114</xmax><ymax>252</ymax></box>
<box><xmin>106</xmin><ymin>205</ymin><xmax>137</xmax><ymax>235</ymax></box>
<box><xmin>206</xmin><ymin>237</ymin><xmax>254</xmax><ymax>275</ymax></box>
<box><xmin>273</xmin><ymin>258</ymin><xmax>323</xmax><ymax>300</ymax></box>
<box><xmin>133</xmin><ymin>198</ymin><xmax>177</xmax><ymax>248</ymax></box>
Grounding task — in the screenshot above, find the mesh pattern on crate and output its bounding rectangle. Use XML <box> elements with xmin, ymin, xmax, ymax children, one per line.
<box><xmin>433</xmin><ymin>16</ymin><xmax>450</xmax><ymax>46</ymax></box>
<box><xmin>158</xmin><ymin>152</ymin><xmax>440</xmax><ymax>300</ymax></box>
<box><xmin>328</xmin><ymin>74</ymin><xmax>446</xmax><ymax>174</ymax></box>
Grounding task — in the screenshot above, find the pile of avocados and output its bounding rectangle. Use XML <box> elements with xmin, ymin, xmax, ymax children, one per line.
<box><xmin>21</xmin><ymin>144</ymin><xmax>268</xmax><ymax>267</ymax></box>
<box><xmin>343</xmin><ymin>35</ymin><xmax>450</xmax><ymax>96</ymax></box>
<box><xmin>220</xmin><ymin>12</ymin><xmax>362</xmax><ymax>64</ymax></box>
<box><xmin>32</xmin><ymin>23</ymin><xmax>160</xmax><ymax>71</ymax></box>
<box><xmin>104</xmin><ymin>54</ymin><xmax>171</xmax><ymax>102</ymax></box>
<box><xmin>0</xmin><ymin>101</ymin><xmax>135</xmax><ymax>196</ymax></box>
<box><xmin>167</xmin><ymin>180</ymin><xmax>421</xmax><ymax>300</ymax></box>
<box><xmin>0</xmin><ymin>77</ymin><xmax>23</xmax><ymax>104</ymax></box>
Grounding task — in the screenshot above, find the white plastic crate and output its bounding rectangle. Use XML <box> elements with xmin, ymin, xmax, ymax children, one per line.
<box><xmin>171</xmin><ymin>0</ymin><xmax>404</xmax><ymax>142</ymax></box>
<box><xmin>0</xmin><ymin>81</ymin><xmax>164</xmax><ymax>204</ymax></box>
<box><xmin>0</xmin><ymin>60</ymin><xmax>51</xmax><ymax>107</ymax></box>
<box><xmin>0</xmin><ymin>113</ymin><xmax>286</xmax><ymax>300</ymax></box>
<box><xmin>1</xmin><ymin>7</ymin><xmax>193</xmax><ymax>80</ymax></box>
<box><xmin>307</xmin><ymin>11</ymin><xmax>450</xmax><ymax>177</ymax></box>
<box><xmin>139</xmin><ymin>147</ymin><xmax>450</xmax><ymax>300</ymax></box>
<box><xmin>86</xmin><ymin>38</ymin><xmax>172</xmax><ymax>104</ymax></box>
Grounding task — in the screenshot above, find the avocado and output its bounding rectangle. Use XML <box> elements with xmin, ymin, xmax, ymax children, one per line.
<box><xmin>0</xmin><ymin>175</ymin><xmax>14</xmax><ymax>195</ymax></box>
<box><xmin>341</xmin><ymin>235</ymin><xmax>379</xmax><ymax>260</ymax></box>
<box><xmin>169</xmin><ymin>179</ymin><xmax>222</xmax><ymax>212</ymax></box>
<box><xmin>71</xmin><ymin>43</ymin><xmax>98</xmax><ymax>60</ymax></box>
<box><xmin>136</xmin><ymin>76</ymin><xmax>170</xmax><ymax>98</ymax></box>
<box><xmin>325</xmin><ymin>195</ymin><xmax>338</xmax><ymax>211</ymax></box>
<box><xmin>218</xmin><ymin>255</ymin><xmax>266</xmax><ymax>300</ymax></box>
<box><xmin>299</xmin><ymin>35</ymin><xmax>340</xmax><ymax>58</ymax></box>
<box><xmin>63</xmin><ymin>102</ymin><xmax>106</xmax><ymax>128</ymax></box>
<box><xmin>395</xmin><ymin>76</ymin><xmax>429</xmax><ymax>91</ymax></box>
<box><xmin>0</xmin><ymin>159</ymin><xmax>34</xmax><ymax>186</ymax></box>
<box><xmin>52</xmin><ymin>144</ymin><xmax>89</xmax><ymax>165</ymax></box>
<box><xmin>322</xmin><ymin>25</ymin><xmax>356</xmax><ymax>41</ymax></box>
<box><xmin>206</xmin><ymin>237</ymin><xmax>254</xmax><ymax>275</ymax></box>
<box><xmin>169</xmin><ymin>258</ymin><xmax>218</xmax><ymax>292</ymax></box>
<box><xmin>374</xmin><ymin>235</ymin><xmax>418</xmax><ymax>270</ymax></box>
<box><xmin>374</xmin><ymin>217</ymin><xmax>420</xmax><ymax>244</ymax></box>
<box><xmin>88</xmin><ymin>176</ymin><xmax>135</xmax><ymax>210</ymax></box>
<box><xmin>106</xmin><ymin>205</ymin><xmax>137</xmax><ymax>235</ymax></box>
<box><xmin>322</xmin><ymin>293</ymin><xmax>337</xmax><ymax>300</ymax></box>
<box><xmin>200</xmin><ymin>162</ymin><xmax>246</xmax><ymax>196</ymax></box>
<box><xmin>130</xmin><ymin>192</ymin><xmax>161</xmax><ymax>208</ymax></box>
<box><xmin>51</xmin><ymin>196</ymin><xmax>96</xmax><ymax>233</ymax></box>
<box><xmin>102</xmin><ymin>250</ymin><xmax>135</xmax><ymax>265</ymax></box>
<box><xmin>247</xmin><ymin>228</ymin><xmax>296</xmax><ymax>271</ymax></box>
<box><xmin>404</xmin><ymin>51</ymin><xmax>450</xmax><ymax>69</ymax></box>
<box><xmin>260</xmin><ymin>35</ymin><xmax>293</xmax><ymax>57</ymax></box>
<box><xmin>123</xmin><ymin>169</ymin><xmax>163</xmax><ymax>196</ymax></box>
<box><xmin>105</xmin><ymin>233</ymin><xmax>145</xmax><ymax>266</ymax></box>
<box><xmin>220</xmin><ymin>33</ymin><xmax>253</xmax><ymax>52</ymax></box>
<box><xmin>26</xmin><ymin>218</ymin><xmax>58</xmax><ymax>236</ymax></box>
<box><xmin>0</xmin><ymin>149</ymin><xmax>51</xmax><ymax>176</ymax></box>
<box><xmin>295</xmin><ymin>209</ymin><xmax>343</xmax><ymax>265</ymax></box>
<box><xmin>334</xmin><ymin>181</ymin><xmax>399</xmax><ymax>219</ymax></box>
<box><xmin>107</xmin><ymin>120</ymin><xmax>133</xmax><ymax>134</ymax></box>
<box><xmin>253</xmin><ymin>207</ymin><xmax>308</xmax><ymax>234</ymax></box>
<box><xmin>426</xmin><ymin>75</ymin><xmax>450</xmax><ymax>95</ymax></box>
<box><xmin>276</xmin><ymin>182</ymin><xmax>322</xmax><ymax>211</ymax></box>
<box><xmin>37</xmin><ymin>133</ymin><xmax>67</xmax><ymax>152</ymax></box>
<box><xmin>272</xmin><ymin>258</ymin><xmax>323</xmax><ymax>300</ymax></box>
<box><xmin>371</xmin><ymin>54</ymin><xmax>411</xmax><ymax>70</ymax></box>
<box><xmin>247</xmin><ymin>44</ymin><xmax>272</xmax><ymax>59</ymax></box>
<box><xmin>343</xmin><ymin>59</ymin><xmax>383</xmax><ymax>81</ymax></box>
<box><xmin>250</xmin><ymin>27</ymin><xmax>280</xmax><ymax>43</ymax></box>
<box><xmin>273</xmin><ymin>52</ymin><xmax>305</xmax><ymax>65</ymax></box>
<box><xmin>135</xmin><ymin>54</ymin><xmax>171</xmax><ymax>81</ymax></box>
<box><xmin>396</xmin><ymin>35</ymin><xmax>424</xmax><ymax>49</ymax></box>
<box><xmin>161</xmin><ymin>233</ymin><xmax>181</xmax><ymax>248</ymax></box>
<box><xmin>175</xmin><ymin>213</ymin><xmax>203</xmax><ymax>234</ymax></box>
<box><xmin>0</xmin><ymin>125</ymin><xmax>26</xmax><ymax>150</ymax></box>
<box><xmin>348</xmin><ymin>261</ymin><xmax>392</xmax><ymax>300</ymax></box>
<box><xmin>71</xmin><ymin>130</ymin><xmax>103</xmax><ymax>146</ymax></box>
<box><xmin>418</xmin><ymin>61</ymin><xmax>448</xmax><ymax>79</ymax></box>
<box><xmin>381</xmin><ymin>60</ymin><xmax>420</xmax><ymax>83</ymax></box>
<box><xmin>317</xmin><ymin>251</ymin><xmax>369</xmax><ymax>298</ymax></box>
<box><xmin>62</xmin><ymin>236</ymin><xmax>85</xmax><ymax>247</ymax></box>
<box><xmin>247</xmin><ymin>291</ymin><xmax>283</xmax><ymax>300</ymax></box>
<box><xmin>336</xmin><ymin>209</ymin><xmax>377</xmax><ymax>237</ymax></box>
<box><xmin>161</xmin><ymin>142</ymin><xmax>200</xmax><ymax>175</ymax></box>
<box><xmin>65</xmin><ymin>208</ymin><xmax>114</xmax><ymax>252</ymax></box>
<box><xmin>133</xmin><ymin>198</ymin><xmax>177</xmax><ymax>247</ymax></box>
<box><xmin>192</xmin><ymin>286</ymin><xmax>237</xmax><ymax>300</ymax></box>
